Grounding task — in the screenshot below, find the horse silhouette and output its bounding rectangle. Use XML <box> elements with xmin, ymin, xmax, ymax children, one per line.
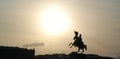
<box><xmin>69</xmin><ymin>42</ymin><xmax>87</xmax><ymax>52</ymax></box>
<box><xmin>69</xmin><ymin>31</ymin><xmax>87</xmax><ymax>53</ymax></box>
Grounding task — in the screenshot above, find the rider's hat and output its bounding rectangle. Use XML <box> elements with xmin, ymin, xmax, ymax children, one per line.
<box><xmin>74</xmin><ymin>31</ymin><xmax>78</xmax><ymax>35</ymax></box>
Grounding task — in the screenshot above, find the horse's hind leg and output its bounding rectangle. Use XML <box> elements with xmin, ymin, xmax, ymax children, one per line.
<box><xmin>84</xmin><ymin>45</ymin><xmax>87</xmax><ymax>51</ymax></box>
<box><xmin>78</xmin><ymin>48</ymin><xmax>80</xmax><ymax>52</ymax></box>
<box><xmin>82</xmin><ymin>49</ymin><xmax>84</xmax><ymax>52</ymax></box>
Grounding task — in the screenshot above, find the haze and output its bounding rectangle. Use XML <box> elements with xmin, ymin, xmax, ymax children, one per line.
<box><xmin>0</xmin><ymin>0</ymin><xmax>120</xmax><ymax>57</ymax></box>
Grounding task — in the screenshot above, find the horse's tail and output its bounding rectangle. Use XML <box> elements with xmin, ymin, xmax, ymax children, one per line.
<box><xmin>84</xmin><ymin>44</ymin><xmax>87</xmax><ymax>51</ymax></box>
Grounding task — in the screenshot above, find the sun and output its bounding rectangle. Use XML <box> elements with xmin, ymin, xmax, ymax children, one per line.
<box><xmin>40</xmin><ymin>6</ymin><xmax>69</xmax><ymax>34</ymax></box>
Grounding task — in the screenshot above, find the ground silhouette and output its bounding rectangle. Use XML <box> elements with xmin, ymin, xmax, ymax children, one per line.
<box><xmin>0</xmin><ymin>46</ymin><xmax>114</xmax><ymax>59</ymax></box>
<box><xmin>35</xmin><ymin>52</ymin><xmax>114</xmax><ymax>59</ymax></box>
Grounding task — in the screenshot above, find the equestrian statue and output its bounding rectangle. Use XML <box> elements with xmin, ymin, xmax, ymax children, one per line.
<box><xmin>69</xmin><ymin>31</ymin><xmax>87</xmax><ymax>53</ymax></box>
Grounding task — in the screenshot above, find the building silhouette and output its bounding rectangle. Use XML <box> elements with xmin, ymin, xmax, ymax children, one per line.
<box><xmin>0</xmin><ymin>46</ymin><xmax>35</xmax><ymax>59</ymax></box>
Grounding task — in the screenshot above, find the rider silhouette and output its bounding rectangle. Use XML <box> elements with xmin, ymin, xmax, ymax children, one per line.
<box><xmin>73</xmin><ymin>31</ymin><xmax>78</xmax><ymax>40</ymax></box>
<box><xmin>73</xmin><ymin>31</ymin><xmax>84</xmax><ymax>47</ymax></box>
<box><xmin>73</xmin><ymin>31</ymin><xmax>78</xmax><ymax>47</ymax></box>
<box><xmin>78</xmin><ymin>34</ymin><xmax>84</xmax><ymax>46</ymax></box>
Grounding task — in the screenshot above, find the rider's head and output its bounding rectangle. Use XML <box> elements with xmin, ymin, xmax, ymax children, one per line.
<box><xmin>79</xmin><ymin>34</ymin><xmax>82</xmax><ymax>37</ymax></box>
<box><xmin>74</xmin><ymin>31</ymin><xmax>78</xmax><ymax>35</ymax></box>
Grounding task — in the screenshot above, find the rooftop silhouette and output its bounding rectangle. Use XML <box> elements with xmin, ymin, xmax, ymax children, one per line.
<box><xmin>0</xmin><ymin>46</ymin><xmax>35</xmax><ymax>59</ymax></box>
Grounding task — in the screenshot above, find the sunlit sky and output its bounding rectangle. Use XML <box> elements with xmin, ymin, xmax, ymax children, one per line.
<box><xmin>0</xmin><ymin>0</ymin><xmax>120</xmax><ymax>57</ymax></box>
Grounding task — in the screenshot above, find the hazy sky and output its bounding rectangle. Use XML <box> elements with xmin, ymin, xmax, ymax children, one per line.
<box><xmin>0</xmin><ymin>0</ymin><xmax>120</xmax><ymax>57</ymax></box>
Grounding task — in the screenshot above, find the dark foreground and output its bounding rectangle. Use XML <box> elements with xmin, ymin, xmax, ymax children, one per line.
<box><xmin>35</xmin><ymin>52</ymin><xmax>114</xmax><ymax>59</ymax></box>
<box><xmin>0</xmin><ymin>46</ymin><xmax>114</xmax><ymax>59</ymax></box>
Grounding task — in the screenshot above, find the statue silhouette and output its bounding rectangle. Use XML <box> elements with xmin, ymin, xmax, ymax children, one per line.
<box><xmin>69</xmin><ymin>31</ymin><xmax>87</xmax><ymax>53</ymax></box>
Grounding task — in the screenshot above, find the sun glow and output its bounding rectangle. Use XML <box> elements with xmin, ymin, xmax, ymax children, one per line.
<box><xmin>40</xmin><ymin>6</ymin><xmax>70</xmax><ymax>34</ymax></box>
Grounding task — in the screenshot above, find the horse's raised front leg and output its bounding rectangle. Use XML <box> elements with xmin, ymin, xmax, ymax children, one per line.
<box><xmin>69</xmin><ymin>43</ymin><xmax>73</xmax><ymax>48</ymax></box>
<box><xmin>70</xmin><ymin>46</ymin><xmax>73</xmax><ymax>48</ymax></box>
<box><xmin>69</xmin><ymin>43</ymin><xmax>72</xmax><ymax>46</ymax></box>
